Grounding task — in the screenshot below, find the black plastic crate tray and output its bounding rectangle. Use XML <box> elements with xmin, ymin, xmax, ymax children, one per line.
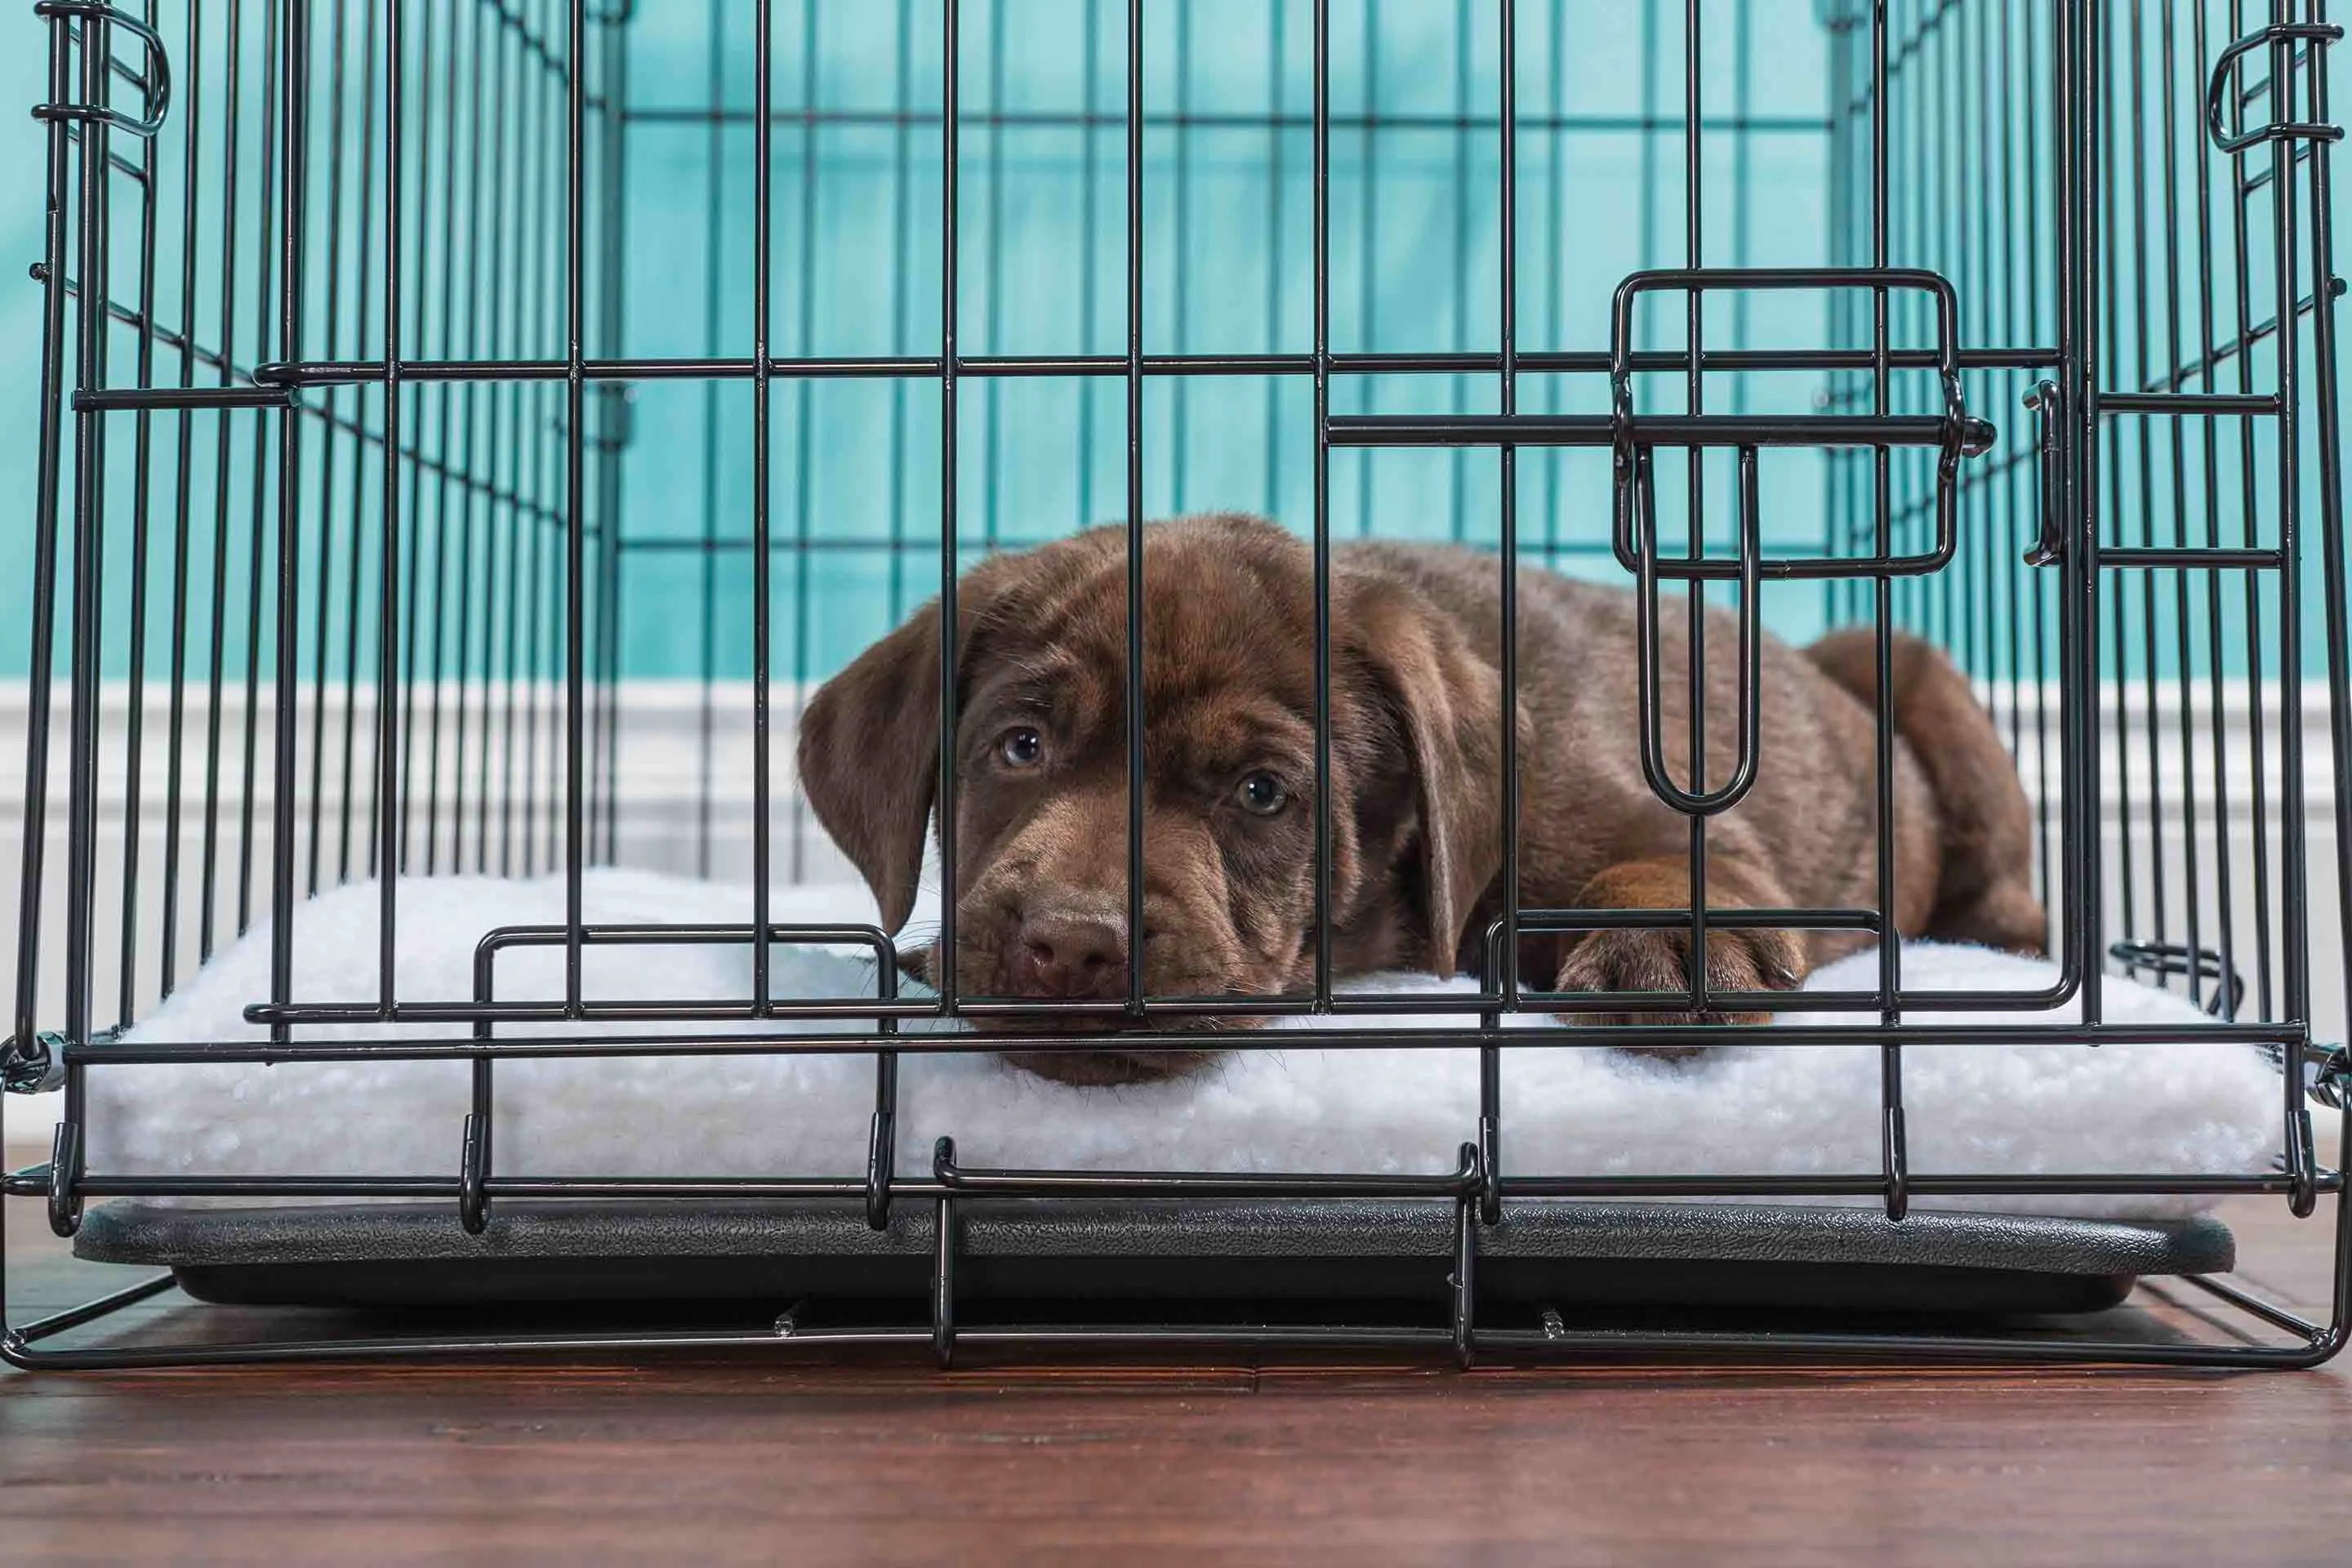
<box><xmin>71</xmin><ymin>1199</ymin><xmax>2235</xmax><ymax>1319</ymax></box>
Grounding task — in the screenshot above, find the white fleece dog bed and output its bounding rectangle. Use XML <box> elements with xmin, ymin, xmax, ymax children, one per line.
<box><xmin>83</xmin><ymin>869</ymin><xmax>2285</xmax><ymax>1220</ymax></box>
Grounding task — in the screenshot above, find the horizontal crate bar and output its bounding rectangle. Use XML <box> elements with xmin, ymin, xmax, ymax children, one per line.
<box><xmin>242</xmin><ymin>977</ymin><xmax>2069</xmax><ymax>1027</ymax></box>
<box><xmin>0</xmin><ymin>1323</ymin><xmax>1476</xmax><ymax>1371</ymax></box>
<box><xmin>931</xmin><ymin>1157</ymin><xmax>1482</xmax><ymax>1200</ymax></box>
<box><xmin>55</xmin><ymin>339</ymin><xmax>2065</xmax><ymax>412</ymax></box>
<box><xmin>62</xmin><ymin>1018</ymin><xmax>2312</xmax><ymax>1064</ymax></box>
<box><xmin>621</xmin><ymin>106</ymin><xmax>1839</xmax><ymax>135</ymax></box>
<box><xmin>2176</xmin><ymin>1273</ymin><xmax>2328</xmax><ymax>1340</ymax></box>
<box><xmin>8</xmin><ymin>1318</ymin><xmax>2325</xmax><ymax>1372</ymax></box>
<box><xmin>5</xmin><ymin>1275</ymin><xmax>181</xmax><ymax>1348</ymax></box>
<box><xmin>244</xmin><ymin>999</ymin><xmax>896</xmax><ymax>1024</ymax></box>
<box><xmin>1327</xmin><ymin>412</ymin><xmax>1998</xmax><ymax>452</ymax></box>
<box><xmin>916</xmin><ymin>979</ymin><xmax>2065</xmax><ymax>1016</ymax></box>
<box><xmin>2239</xmin><ymin>142</ymin><xmax>2321</xmax><ymax>196</ymax></box>
<box><xmin>1516</xmin><ymin>987</ymin><xmax>2074</xmax><ymax>1013</ymax></box>
<box><xmin>2100</xmin><ymin>390</ymin><xmax>2283</xmax><ymax>414</ymax></box>
<box><xmin>1519</xmin><ymin>906</ymin><xmax>1883</xmax><ymax>933</ymax></box>
<box><xmin>14</xmin><ymin>1167</ymin><xmax>2336</xmax><ymax>1204</ymax></box>
<box><xmin>1466</xmin><ymin>1330</ymin><xmax>2331</xmax><ymax>1366</ymax></box>
<box><xmin>14</xmin><ymin>1172</ymin><xmax>871</xmax><ymax>1200</ymax></box>
<box><xmin>612</xmin><ymin>534</ymin><xmax>1819</xmax><ymax>557</ymax></box>
<box><xmin>1502</xmin><ymin>1172</ymin><xmax>2340</xmax><ymax>1198</ymax></box>
<box><xmin>71</xmin><ymin>385</ymin><xmax>292</xmax><ymax>411</ymax></box>
<box><xmin>2096</xmin><ymin>546</ymin><xmax>2286</xmax><ymax>568</ymax></box>
<box><xmin>475</xmin><ymin>920</ymin><xmax>895</xmax><ymax>957</ymax></box>
<box><xmin>228</xmin><ymin>345</ymin><xmax>2059</xmax><ymax>389</ymax></box>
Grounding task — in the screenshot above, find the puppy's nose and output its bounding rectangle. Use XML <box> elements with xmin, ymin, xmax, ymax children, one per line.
<box><xmin>1013</xmin><ymin>910</ymin><xmax>1128</xmax><ymax>998</ymax></box>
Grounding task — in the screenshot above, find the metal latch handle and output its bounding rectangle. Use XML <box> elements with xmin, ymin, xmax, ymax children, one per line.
<box><xmin>1629</xmin><ymin>443</ymin><xmax>1764</xmax><ymax>817</ymax></box>
<box><xmin>32</xmin><ymin>2</ymin><xmax>172</xmax><ymax>138</ymax></box>
<box><xmin>2023</xmin><ymin>380</ymin><xmax>2064</xmax><ymax>567</ymax></box>
<box><xmin>2207</xmin><ymin>22</ymin><xmax>2343</xmax><ymax>154</ymax></box>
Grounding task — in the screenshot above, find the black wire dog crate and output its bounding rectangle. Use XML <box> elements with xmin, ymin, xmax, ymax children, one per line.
<box><xmin>4</xmin><ymin>0</ymin><xmax>2350</xmax><ymax>1369</ymax></box>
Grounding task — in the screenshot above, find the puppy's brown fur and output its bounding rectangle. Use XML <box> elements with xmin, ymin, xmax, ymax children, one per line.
<box><xmin>798</xmin><ymin>513</ymin><xmax>2043</xmax><ymax>1084</ymax></box>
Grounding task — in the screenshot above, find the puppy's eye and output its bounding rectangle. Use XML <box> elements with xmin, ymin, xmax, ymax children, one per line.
<box><xmin>1236</xmin><ymin>771</ymin><xmax>1289</xmax><ymax>816</ymax></box>
<box><xmin>999</xmin><ymin>727</ymin><xmax>1046</xmax><ymax>768</ymax></box>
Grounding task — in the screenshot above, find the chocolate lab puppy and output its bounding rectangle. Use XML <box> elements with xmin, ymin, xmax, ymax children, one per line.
<box><xmin>797</xmin><ymin>512</ymin><xmax>2044</xmax><ymax>1085</ymax></box>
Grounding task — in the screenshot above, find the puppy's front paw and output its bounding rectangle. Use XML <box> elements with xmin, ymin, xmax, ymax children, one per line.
<box><xmin>1552</xmin><ymin>925</ymin><xmax>1806</xmax><ymax>1057</ymax></box>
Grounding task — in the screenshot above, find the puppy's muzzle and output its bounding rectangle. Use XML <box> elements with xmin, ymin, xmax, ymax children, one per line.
<box><xmin>899</xmin><ymin>889</ymin><xmax>1238</xmax><ymax>1086</ymax></box>
<box><xmin>948</xmin><ymin>895</ymin><xmax>1137</xmax><ymax>1031</ymax></box>
<box><xmin>1009</xmin><ymin>905</ymin><xmax>1129</xmax><ymax>1001</ymax></box>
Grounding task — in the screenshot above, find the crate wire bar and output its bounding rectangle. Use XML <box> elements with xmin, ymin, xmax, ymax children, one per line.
<box><xmin>2</xmin><ymin>0</ymin><xmax>2350</xmax><ymax>1367</ymax></box>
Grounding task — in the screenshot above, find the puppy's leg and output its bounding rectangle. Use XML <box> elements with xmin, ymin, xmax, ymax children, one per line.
<box><xmin>1552</xmin><ymin>855</ymin><xmax>1807</xmax><ymax>1048</ymax></box>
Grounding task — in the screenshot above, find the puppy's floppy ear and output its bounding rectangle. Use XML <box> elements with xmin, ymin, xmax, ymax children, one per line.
<box><xmin>1344</xmin><ymin>576</ymin><xmax>1514</xmax><ymax>981</ymax></box>
<box><xmin>797</xmin><ymin>561</ymin><xmax>1016</xmax><ymax>933</ymax></box>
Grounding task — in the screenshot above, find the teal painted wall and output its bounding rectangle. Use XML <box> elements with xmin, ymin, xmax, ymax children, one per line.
<box><xmin>0</xmin><ymin>2</ymin><xmax>2343</xmax><ymax>690</ymax></box>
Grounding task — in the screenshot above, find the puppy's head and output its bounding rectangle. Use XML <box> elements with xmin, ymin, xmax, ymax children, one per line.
<box><xmin>797</xmin><ymin>514</ymin><xmax>1506</xmax><ymax>1084</ymax></box>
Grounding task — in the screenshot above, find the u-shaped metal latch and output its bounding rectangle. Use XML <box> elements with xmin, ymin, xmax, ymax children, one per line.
<box><xmin>1626</xmin><ymin>443</ymin><xmax>1765</xmax><ymax>817</ymax></box>
<box><xmin>2207</xmin><ymin>21</ymin><xmax>2343</xmax><ymax>154</ymax></box>
<box><xmin>930</xmin><ymin>1137</ymin><xmax>960</xmax><ymax>1367</ymax></box>
<box><xmin>457</xmin><ymin>1110</ymin><xmax>492</xmax><ymax>1236</ymax></box>
<box><xmin>866</xmin><ymin>960</ymin><xmax>902</xmax><ymax>1231</ymax></box>
<box><xmin>33</xmin><ymin>2</ymin><xmax>172</xmax><ymax>138</ymax></box>
<box><xmin>46</xmin><ymin>1118</ymin><xmax>83</xmax><ymax>1237</ymax></box>
<box><xmin>865</xmin><ymin>1102</ymin><xmax>897</xmax><ymax>1231</ymax></box>
<box><xmin>2023</xmin><ymin>381</ymin><xmax>2065</xmax><ymax>567</ymax></box>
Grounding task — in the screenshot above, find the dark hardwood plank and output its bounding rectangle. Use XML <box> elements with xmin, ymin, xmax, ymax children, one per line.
<box><xmin>4</xmin><ymin>1200</ymin><xmax>2347</xmax><ymax>1567</ymax></box>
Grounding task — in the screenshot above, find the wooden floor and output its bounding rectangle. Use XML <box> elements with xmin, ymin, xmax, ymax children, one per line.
<box><xmin>3</xmin><ymin>1199</ymin><xmax>2348</xmax><ymax>1566</ymax></box>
